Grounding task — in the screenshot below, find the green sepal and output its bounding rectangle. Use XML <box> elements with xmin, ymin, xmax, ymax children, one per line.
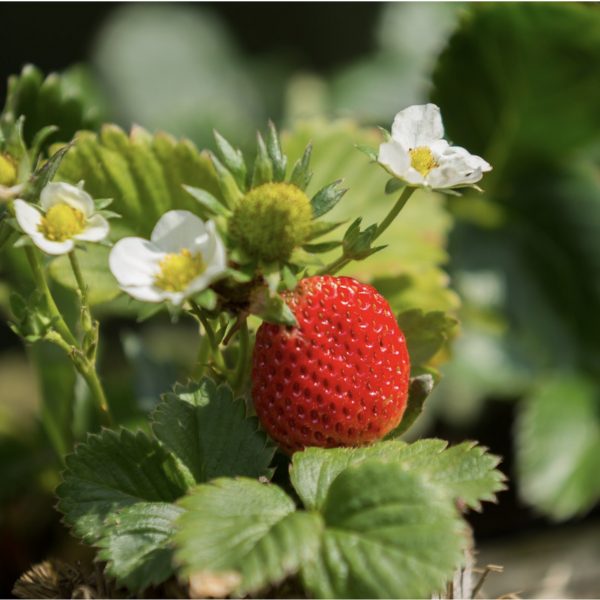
<box><xmin>267</xmin><ymin>120</ymin><xmax>287</xmax><ymax>182</ymax></box>
<box><xmin>193</xmin><ymin>288</ymin><xmax>218</xmax><ymax>311</ymax></box>
<box><xmin>385</xmin><ymin>178</ymin><xmax>407</xmax><ymax>195</ymax></box>
<box><xmin>260</xmin><ymin>260</ymin><xmax>281</xmax><ymax>297</ymax></box>
<box><xmin>307</xmin><ymin>220</ymin><xmax>346</xmax><ymax>241</ymax></box>
<box><xmin>385</xmin><ymin>374</ymin><xmax>435</xmax><ymax>439</ymax></box>
<box><xmin>355</xmin><ymin>144</ymin><xmax>378</xmax><ymax>161</ymax></box>
<box><xmin>93</xmin><ymin>197</ymin><xmax>114</xmax><ymax>210</ymax></box>
<box><xmin>289</xmin><ymin>247</ymin><xmax>322</xmax><ymax>266</ymax></box>
<box><xmin>136</xmin><ymin>302</ymin><xmax>165</xmax><ymax>323</ymax></box>
<box><xmin>230</xmin><ymin>262</ymin><xmax>257</xmax><ymax>283</ymax></box>
<box><xmin>25</xmin><ymin>142</ymin><xmax>72</xmax><ymax>203</ymax></box>
<box><xmin>289</xmin><ymin>141</ymin><xmax>313</xmax><ymax>191</ymax></box>
<box><xmin>97</xmin><ymin>210</ymin><xmax>121</xmax><ymax>220</ymax></box>
<box><xmin>229</xmin><ymin>246</ymin><xmax>254</xmax><ymax>266</ymax></box>
<box><xmin>310</xmin><ymin>180</ymin><xmax>347</xmax><ymax>219</ymax></box>
<box><xmin>183</xmin><ymin>184</ymin><xmax>231</xmax><ymax>217</ymax></box>
<box><xmin>252</xmin><ymin>133</ymin><xmax>273</xmax><ymax>188</ymax></box>
<box><xmin>433</xmin><ymin>187</ymin><xmax>463</xmax><ymax>197</ymax></box>
<box><xmin>214</xmin><ymin>130</ymin><xmax>248</xmax><ymax>193</ymax></box>
<box><xmin>249</xmin><ymin>287</ymin><xmax>298</xmax><ymax>326</ymax></box>
<box><xmin>378</xmin><ymin>127</ymin><xmax>392</xmax><ymax>142</ymax></box>
<box><xmin>342</xmin><ymin>218</ymin><xmax>385</xmax><ymax>261</ymax></box>
<box><xmin>12</xmin><ymin>235</ymin><xmax>33</xmax><ymax>248</ymax></box>
<box><xmin>29</xmin><ymin>125</ymin><xmax>59</xmax><ymax>165</ymax></box>
<box><xmin>280</xmin><ymin>264</ymin><xmax>298</xmax><ymax>290</ymax></box>
<box><xmin>6</xmin><ymin>116</ymin><xmax>28</xmax><ymax>162</ymax></box>
<box><xmin>209</xmin><ymin>153</ymin><xmax>243</xmax><ymax>209</ymax></box>
<box><xmin>302</xmin><ymin>240</ymin><xmax>342</xmax><ymax>254</ymax></box>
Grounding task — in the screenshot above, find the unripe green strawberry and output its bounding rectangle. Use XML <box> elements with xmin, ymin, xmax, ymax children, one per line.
<box><xmin>251</xmin><ymin>276</ymin><xmax>410</xmax><ymax>453</ymax></box>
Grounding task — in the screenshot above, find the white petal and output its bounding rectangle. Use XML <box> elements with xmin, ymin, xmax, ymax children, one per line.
<box><xmin>391</xmin><ymin>104</ymin><xmax>444</xmax><ymax>149</ymax></box>
<box><xmin>41</xmin><ymin>182</ymin><xmax>95</xmax><ymax>217</ymax></box>
<box><xmin>378</xmin><ymin>141</ymin><xmax>411</xmax><ymax>179</ymax></box>
<box><xmin>109</xmin><ymin>237</ymin><xmax>163</xmax><ymax>287</ymax></box>
<box><xmin>32</xmin><ymin>236</ymin><xmax>75</xmax><ymax>255</ymax></box>
<box><xmin>426</xmin><ymin>147</ymin><xmax>490</xmax><ymax>188</ymax></box>
<box><xmin>14</xmin><ymin>199</ymin><xmax>43</xmax><ymax>237</ymax></box>
<box><xmin>403</xmin><ymin>167</ymin><xmax>426</xmax><ymax>186</ymax></box>
<box><xmin>74</xmin><ymin>214</ymin><xmax>110</xmax><ymax>242</ymax></box>
<box><xmin>119</xmin><ymin>284</ymin><xmax>173</xmax><ymax>303</ymax></box>
<box><xmin>151</xmin><ymin>210</ymin><xmax>208</xmax><ymax>253</ymax></box>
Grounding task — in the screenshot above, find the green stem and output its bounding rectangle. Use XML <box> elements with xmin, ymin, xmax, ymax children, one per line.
<box><xmin>25</xmin><ymin>246</ymin><xmax>78</xmax><ymax>347</ymax></box>
<box><xmin>68</xmin><ymin>250</ymin><xmax>93</xmax><ymax>331</ymax></box>
<box><xmin>80</xmin><ymin>365</ymin><xmax>113</xmax><ymax>429</ymax></box>
<box><xmin>189</xmin><ymin>301</ymin><xmax>228</xmax><ymax>372</ymax></box>
<box><xmin>317</xmin><ymin>186</ymin><xmax>416</xmax><ymax>276</ymax></box>
<box><xmin>232</xmin><ymin>320</ymin><xmax>250</xmax><ymax>397</ymax></box>
<box><xmin>372</xmin><ymin>185</ymin><xmax>416</xmax><ymax>242</ymax></box>
<box><xmin>193</xmin><ymin>333</ymin><xmax>211</xmax><ymax>381</ymax></box>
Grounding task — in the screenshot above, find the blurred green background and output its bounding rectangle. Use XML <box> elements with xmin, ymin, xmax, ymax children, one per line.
<box><xmin>2</xmin><ymin>3</ymin><xmax>600</xmax><ymax>597</ymax></box>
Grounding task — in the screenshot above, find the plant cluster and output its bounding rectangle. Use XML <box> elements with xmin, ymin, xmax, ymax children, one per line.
<box><xmin>1</xmin><ymin>63</ymin><xmax>505</xmax><ymax>599</ymax></box>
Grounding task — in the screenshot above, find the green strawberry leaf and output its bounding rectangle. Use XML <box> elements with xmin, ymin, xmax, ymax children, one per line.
<box><xmin>152</xmin><ymin>378</ymin><xmax>275</xmax><ymax>488</ymax></box>
<box><xmin>290</xmin><ymin>438</ymin><xmax>504</xmax><ymax>513</ymax></box>
<box><xmin>97</xmin><ymin>502</ymin><xmax>185</xmax><ymax>590</ymax></box>
<box><xmin>397</xmin><ymin>308</ymin><xmax>458</xmax><ymax>369</ymax></box>
<box><xmin>56</xmin><ymin>428</ymin><xmax>189</xmax><ymax>545</ymax></box>
<box><xmin>516</xmin><ymin>373</ymin><xmax>600</xmax><ymax>520</ymax></box>
<box><xmin>54</xmin><ymin>125</ymin><xmax>222</xmax><ymax>238</ymax></box>
<box><xmin>175</xmin><ymin>478</ymin><xmax>324</xmax><ymax>596</ymax></box>
<box><xmin>301</xmin><ymin>460</ymin><xmax>468</xmax><ymax>599</ymax></box>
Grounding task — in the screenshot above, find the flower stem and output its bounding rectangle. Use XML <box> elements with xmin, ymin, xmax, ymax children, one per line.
<box><xmin>189</xmin><ymin>301</ymin><xmax>228</xmax><ymax>373</ymax></box>
<box><xmin>372</xmin><ymin>185</ymin><xmax>416</xmax><ymax>242</ymax></box>
<box><xmin>232</xmin><ymin>320</ymin><xmax>250</xmax><ymax>397</ymax></box>
<box><xmin>80</xmin><ymin>364</ymin><xmax>113</xmax><ymax>429</ymax></box>
<box><xmin>24</xmin><ymin>246</ymin><xmax>78</xmax><ymax>347</ymax></box>
<box><xmin>25</xmin><ymin>246</ymin><xmax>114</xmax><ymax>429</ymax></box>
<box><xmin>68</xmin><ymin>250</ymin><xmax>93</xmax><ymax>332</ymax></box>
<box><xmin>317</xmin><ymin>186</ymin><xmax>416</xmax><ymax>276</ymax></box>
<box><xmin>193</xmin><ymin>333</ymin><xmax>211</xmax><ymax>381</ymax></box>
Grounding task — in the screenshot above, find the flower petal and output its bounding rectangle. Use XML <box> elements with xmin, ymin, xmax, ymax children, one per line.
<box><xmin>41</xmin><ymin>182</ymin><xmax>95</xmax><ymax>217</ymax></box>
<box><xmin>74</xmin><ymin>214</ymin><xmax>111</xmax><ymax>243</ymax></box>
<box><xmin>14</xmin><ymin>199</ymin><xmax>43</xmax><ymax>237</ymax></box>
<box><xmin>32</xmin><ymin>235</ymin><xmax>75</xmax><ymax>255</ymax></box>
<box><xmin>378</xmin><ymin>141</ymin><xmax>411</xmax><ymax>179</ymax></box>
<box><xmin>150</xmin><ymin>210</ymin><xmax>208</xmax><ymax>253</ymax></box>
<box><xmin>109</xmin><ymin>237</ymin><xmax>164</xmax><ymax>287</ymax></box>
<box><xmin>426</xmin><ymin>146</ymin><xmax>492</xmax><ymax>188</ymax></box>
<box><xmin>119</xmin><ymin>284</ymin><xmax>173</xmax><ymax>303</ymax></box>
<box><xmin>391</xmin><ymin>104</ymin><xmax>444</xmax><ymax>150</ymax></box>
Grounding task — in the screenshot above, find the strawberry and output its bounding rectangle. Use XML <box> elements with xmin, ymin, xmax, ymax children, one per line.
<box><xmin>251</xmin><ymin>276</ymin><xmax>410</xmax><ymax>453</ymax></box>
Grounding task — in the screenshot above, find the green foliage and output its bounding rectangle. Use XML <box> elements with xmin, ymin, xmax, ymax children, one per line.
<box><xmin>283</xmin><ymin>118</ymin><xmax>459</xmax><ymax>314</ymax></box>
<box><xmin>432</xmin><ymin>3</ymin><xmax>600</xmax><ymax>181</ymax></box>
<box><xmin>388</xmin><ymin>374</ymin><xmax>435</xmax><ymax>438</ymax></box>
<box><xmin>97</xmin><ymin>503</ymin><xmax>184</xmax><ymax>590</ymax></box>
<box><xmin>152</xmin><ymin>378</ymin><xmax>274</xmax><ymax>488</ymax></box>
<box><xmin>175</xmin><ymin>478</ymin><xmax>324</xmax><ymax>596</ymax></box>
<box><xmin>54</xmin><ymin>125</ymin><xmax>221</xmax><ymax>239</ymax></box>
<box><xmin>56</xmin><ymin>428</ymin><xmax>187</xmax><ymax>545</ymax></box>
<box><xmin>290</xmin><ymin>439</ymin><xmax>504</xmax><ymax>514</ymax></box>
<box><xmin>1</xmin><ymin>64</ymin><xmax>106</xmax><ymax>149</ymax></box>
<box><xmin>398</xmin><ymin>308</ymin><xmax>458</xmax><ymax>370</ymax></box>
<box><xmin>302</xmin><ymin>461</ymin><xmax>467</xmax><ymax>599</ymax></box>
<box><xmin>516</xmin><ymin>373</ymin><xmax>600</xmax><ymax>521</ymax></box>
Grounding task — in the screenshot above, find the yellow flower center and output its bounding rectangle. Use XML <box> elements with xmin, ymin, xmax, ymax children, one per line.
<box><xmin>155</xmin><ymin>248</ymin><xmax>206</xmax><ymax>292</ymax></box>
<box><xmin>38</xmin><ymin>204</ymin><xmax>86</xmax><ymax>242</ymax></box>
<box><xmin>409</xmin><ymin>146</ymin><xmax>438</xmax><ymax>178</ymax></box>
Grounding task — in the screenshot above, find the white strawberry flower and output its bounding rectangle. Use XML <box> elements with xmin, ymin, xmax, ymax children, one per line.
<box><xmin>109</xmin><ymin>210</ymin><xmax>227</xmax><ymax>306</ymax></box>
<box><xmin>378</xmin><ymin>104</ymin><xmax>492</xmax><ymax>190</ymax></box>
<box><xmin>14</xmin><ymin>182</ymin><xmax>110</xmax><ymax>255</ymax></box>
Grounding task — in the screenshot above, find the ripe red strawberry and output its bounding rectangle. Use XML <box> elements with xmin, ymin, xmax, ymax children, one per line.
<box><xmin>251</xmin><ymin>276</ymin><xmax>410</xmax><ymax>453</ymax></box>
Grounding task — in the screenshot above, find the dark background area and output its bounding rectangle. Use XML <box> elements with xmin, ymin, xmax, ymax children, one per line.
<box><xmin>1</xmin><ymin>3</ymin><xmax>381</xmax><ymax>101</ymax></box>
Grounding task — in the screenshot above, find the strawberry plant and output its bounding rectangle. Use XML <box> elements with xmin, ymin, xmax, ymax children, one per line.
<box><xmin>2</xmin><ymin>65</ymin><xmax>506</xmax><ymax>599</ymax></box>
